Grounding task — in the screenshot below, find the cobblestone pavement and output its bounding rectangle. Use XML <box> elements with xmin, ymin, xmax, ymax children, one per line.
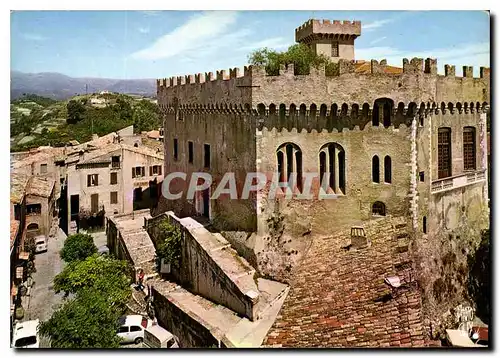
<box><xmin>90</xmin><ymin>230</ymin><xmax>107</xmax><ymax>248</ymax></box>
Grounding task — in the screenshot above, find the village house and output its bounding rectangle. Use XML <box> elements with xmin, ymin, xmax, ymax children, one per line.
<box><xmin>10</xmin><ymin>172</ymin><xmax>30</xmax><ymax>335</ymax></box>
<box><xmin>25</xmin><ymin>175</ymin><xmax>57</xmax><ymax>239</ymax></box>
<box><xmin>63</xmin><ymin>127</ymin><xmax>164</xmax><ymax>233</ymax></box>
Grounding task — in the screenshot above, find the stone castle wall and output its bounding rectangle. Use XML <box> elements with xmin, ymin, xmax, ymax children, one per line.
<box><xmin>157</xmin><ymin>59</ymin><xmax>490</xmax><ymax>109</ymax></box>
<box><xmin>161</xmin><ymin>109</ymin><xmax>257</xmax><ymax>231</ymax></box>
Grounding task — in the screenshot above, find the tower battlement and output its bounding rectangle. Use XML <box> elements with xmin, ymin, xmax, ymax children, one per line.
<box><xmin>295</xmin><ymin>19</ymin><xmax>361</xmax><ymax>42</ymax></box>
<box><xmin>157</xmin><ymin>58</ymin><xmax>489</xmax><ymax>109</ymax></box>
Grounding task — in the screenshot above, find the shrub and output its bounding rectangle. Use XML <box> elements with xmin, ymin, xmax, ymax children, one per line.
<box><xmin>60</xmin><ymin>233</ymin><xmax>97</xmax><ymax>263</ymax></box>
<box><xmin>156</xmin><ymin>220</ymin><xmax>182</xmax><ymax>268</ymax></box>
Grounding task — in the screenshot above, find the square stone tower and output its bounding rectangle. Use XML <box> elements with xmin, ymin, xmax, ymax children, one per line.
<box><xmin>295</xmin><ymin>19</ymin><xmax>361</xmax><ymax>62</ymax></box>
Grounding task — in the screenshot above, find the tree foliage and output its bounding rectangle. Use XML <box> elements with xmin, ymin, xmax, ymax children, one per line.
<box><xmin>39</xmin><ymin>288</ymin><xmax>122</xmax><ymax>348</ymax></box>
<box><xmin>11</xmin><ymin>93</ymin><xmax>161</xmax><ymax>152</ymax></box>
<box><xmin>468</xmin><ymin>229</ymin><xmax>490</xmax><ymax>323</ymax></box>
<box><xmin>54</xmin><ymin>254</ymin><xmax>131</xmax><ymax>310</ymax></box>
<box><xmin>156</xmin><ymin>220</ymin><xmax>182</xmax><ymax>268</ymax></box>
<box><xmin>12</xmin><ymin>94</ymin><xmax>57</xmax><ymax>107</ymax></box>
<box><xmin>248</xmin><ymin>43</ymin><xmax>338</xmax><ymax>76</ymax></box>
<box><xmin>60</xmin><ymin>233</ymin><xmax>97</xmax><ymax>263</ymax></box>
<box><xmin>67</xmin><ymin>99</ymin><xmax>86</xmax><ymax>124</ymax></box>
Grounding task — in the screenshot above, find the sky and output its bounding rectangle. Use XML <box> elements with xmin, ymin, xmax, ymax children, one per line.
<box><xmin>10</xmin><ymin>10</ymin><xmax>490</xmax><ymax>79</ymax></box>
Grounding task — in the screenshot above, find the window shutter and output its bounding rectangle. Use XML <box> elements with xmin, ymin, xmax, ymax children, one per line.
<box><xmin>159</xmin><ymin>166</ymin><xmax>162</xmax><ymax>175</ymax></box>
<box><xmin>132</xmin><ymin>168</ymin><xmax>135</xmax><ymax>178</ymax></box>
<box><xmin>87</xmin><ymin>175</ymin><xmax>91</xmax><ymax>187</ymax></box>
<box><xmin>150</xmin><ymin>166</ymin><xmax>153</xmax><ymax>176</ymax></box>
<box><xmin>95</xmin><ymin>175</ymin><xmax>98</xmax><ymax>186</ymax></box>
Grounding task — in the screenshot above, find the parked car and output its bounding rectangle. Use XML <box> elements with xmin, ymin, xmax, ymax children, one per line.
<box><xmin>12</xmin><ymin>319</ymin><xmax>40</xmax><ymax>348</ymax></box>
<box><xmin>34</xmin><ymin>236</ymin><xmax>47</xmax><ymax>254</ymax></box>
<box><xmin>117</xmin><ymin>315</ymin><xmax>152</xmax><ymax>344</ymax></box>
<box><xmin>143</xmin><ymin>324</ymin><xmax>179</xmax><ymax>348</ymax></box>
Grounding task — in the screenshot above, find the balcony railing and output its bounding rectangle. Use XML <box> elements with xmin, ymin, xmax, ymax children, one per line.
<box><xmin>431</xmin><ymin>170</ymin><xmax>486</xmax><ymax>194</ymax></box>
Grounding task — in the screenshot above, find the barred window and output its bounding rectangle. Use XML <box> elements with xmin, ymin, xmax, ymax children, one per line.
<box><xmin>438</xmin><ymin>128</ymin><xmax>452</xmax><ymax>179</ymax></box>
<box><xmin>463</xmin><ymin>127</ymin><xmax>476</xmax><ymax>171</ymax></box>
<box><xmin>331</xmin><ymin>42</ymin><xmax>339</xmax><ymax>57</ymax></box>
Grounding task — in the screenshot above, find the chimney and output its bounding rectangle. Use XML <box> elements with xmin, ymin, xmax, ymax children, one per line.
<box><xmin>350</xmin><ymin>226</ymin><xmax>368</xmax><ymax>249</ymax></box>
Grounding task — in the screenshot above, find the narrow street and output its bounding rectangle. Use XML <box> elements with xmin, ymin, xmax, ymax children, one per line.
<box><xmin>24</xmin><ymin>228</ymin><xmax>67</xmax><ymax>323</ymax></box>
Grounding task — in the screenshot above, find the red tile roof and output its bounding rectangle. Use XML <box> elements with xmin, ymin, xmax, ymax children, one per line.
<box><xmin>263</xmin><ymin>217</ymin><xmax>430</xmax><ymax>348</ymax></box>
<box><xmin>355</xmin><ymin>61</ymin><xmax>403</xmax><ymax>75</ymax></box>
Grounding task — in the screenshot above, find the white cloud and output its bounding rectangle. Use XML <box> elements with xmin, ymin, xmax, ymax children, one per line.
<box><xmin>138</xmin><ymin>27</ymin><xmax>150</xmax><ymax>34</ymax></box>
<box><xmin>356</xmin><ymin>42</ymin><xmax>490</xmax><ymax>76</ymax></box>
<box><xmin>130</xmin><ymin>11</ymin><xmax>239</xmax><ymax>60</ymax></box>
<box><xmin>22</xmin><ymin>33</ymin><xmax>47</xmax><ymax>41</ymax></box>
<box><xmin>363</xmin><ymin>19</ymin><xmax>394</xmax><ymax>32</ymax></box>
<box><xmin>369</xmin><ymin>36</ymin><xmax>387</xmax><ymax>45</ymax></box>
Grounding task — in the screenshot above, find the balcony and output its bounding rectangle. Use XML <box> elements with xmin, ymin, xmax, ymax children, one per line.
<box><xmin>431</xmin><ymin>170</ymin><xmax>486</xmax><ymax>194</ymax></box>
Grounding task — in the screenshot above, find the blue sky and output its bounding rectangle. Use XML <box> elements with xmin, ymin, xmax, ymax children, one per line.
<box><xmin>10</xmin><ymin>10</ymin><xmax>490</xmax><ymax>79</ymax></box>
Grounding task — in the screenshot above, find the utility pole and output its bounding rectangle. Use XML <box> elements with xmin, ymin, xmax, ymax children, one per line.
<box><xmin>86</xmin><ymin>84</ymin><xmax>93</xmax><ymax>136</ymax></box>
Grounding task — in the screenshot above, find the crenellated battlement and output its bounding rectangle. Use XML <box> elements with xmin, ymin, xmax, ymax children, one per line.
<box><xmin>295</xmin><ymin>19</ymin><xmax>361</xmax><ymax>43</ymax></box>
<box><xmin>157</xmin><ymin>56</ymin><xmax>489</xmax><ymax>113</ymax></box>
<box><xmin>157</xmin><ymin>58</ymin><xmax>490</xmax><ymax>90</ymax></box>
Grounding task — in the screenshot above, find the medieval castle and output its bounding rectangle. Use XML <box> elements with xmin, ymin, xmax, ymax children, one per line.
<box><xmin>155</xmin><ymin>19</ymin><xmax>490</xmax><ymax>345</ymax></box>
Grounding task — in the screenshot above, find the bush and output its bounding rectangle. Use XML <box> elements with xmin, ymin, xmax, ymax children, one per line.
<box><xmin>156</xmin><ymin>220</ymin><xmax>182</xmax><ymax>268</ymax></box>
<box><xmin>60</xmin><ymin>233</ymin><xmax>97</xmax><ymax>263</ymax></box>
<box><xmin>468</xmin><ymin>229</ymin><xmax>490</xmax><ymax>323</ymax></box>
<box><xmin>248</xmin><ymin>43</ymin><xmax>338</xmax><ymax>76</ymax></box>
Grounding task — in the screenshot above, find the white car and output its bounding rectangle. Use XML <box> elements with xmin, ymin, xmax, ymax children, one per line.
<box><xmin>117</xmin><ymin>315</ymin><xmax>152</xmax><ymax>344</ymax></box>
<box><xmin>34</xmin><ymin>235</ymin><xmax>48</xmax><ymax>254</ymax></box>
<box><xmin>12</xmin><ymin>319</ymin><xmax>40</xmax><ymax>348</ymax></box>
<box><xmin>143</xmin><ymin>324</ymin><xmax>179</xmax><ymax>348</ymax></box>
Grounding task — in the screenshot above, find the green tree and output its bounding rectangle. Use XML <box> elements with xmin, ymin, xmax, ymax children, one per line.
<box><xmin>114</xmin><ymin>97</ymin><xmax>133</xmax><ymax>121</ymax></box>
<box><xmin>248</xmin><ymin>43</ymin><xmax>338</xmax><ymax>76</ymax></box>
<box><xmin>54</xmin><ymin>255</ymin><xmax>131</xmax><ymax>309</ymax></box>
<box><xmin>133</xmin><ymin>100</ymin><xmax>160</xmax><ymax>132</ymax></box>
<box><xmin>67</xmin><ymin>99</ymin><xmax>86</xmax><ymax>124</ymax></box>
<box><xmin>156</xmin><ymin>220</ymin><xmax>182</xmax><ymax>268</ymax></box>
<box><xmin>468</xmin><ymin>229</ymin><xmax>490</xmax><ymax>323</ymax></box>
<box><xmin>60</xmin><ymin>233</ymin><xmax>97</xmax><ymax>263</ymax></box>
<box><xmin>39</xmin><ymin>288</ymin><xmax>122</xmax><ymax>348</ymax></box>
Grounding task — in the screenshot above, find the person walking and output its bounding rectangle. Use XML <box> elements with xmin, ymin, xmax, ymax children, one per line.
<box><xmin>137</xmin><ymin>269</ymin><xmax>145</xmax><ymax>291</ymax></box>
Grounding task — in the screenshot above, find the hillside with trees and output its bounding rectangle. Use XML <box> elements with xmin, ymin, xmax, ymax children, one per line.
<box><xmin>10</xmin><ymin>93</ymin><xmax>161</xmax><ymax>152</ymax></box>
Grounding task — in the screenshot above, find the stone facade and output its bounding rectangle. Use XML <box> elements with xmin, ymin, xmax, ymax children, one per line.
<box><xmin>155</xmin><ymin>19</ymin><xmax>490</xmax><ymax>341</ymax></box>
<box><xmin>66</xmin><ymin>141</ymin><xmax>164</xmax><ymax>232</ymax></box>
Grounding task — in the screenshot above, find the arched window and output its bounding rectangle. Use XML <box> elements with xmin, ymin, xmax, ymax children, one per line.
<box><xmin>27</xmin><ymin>223</ymin><xmax>39</xmax><ymax>231</ymax></box>
<box><xmin>372</xmin><ymin>155</ymin><xmax>380</xmax><ymax>183</ymax></box>
<box><xmin>319</xmin><ymin>104</ymin><xmax>327</xmax><ymax>118</ymax></box>
<box><xmin>423</xmin><ymin>216</ymin><xmax>427</xmax><ymax>234</ymax></box>
<box><xmin>279</xmin><ymin>104</ymin><xmax>286</xmax><ymax>118</ymax></box>
<box><xmin>372</xmin><ymin>201</ymin><xmax>386</xmax><ymax>216</ymax></box>
<box><xmin>384</xmin><ymin>156</ymin><xmax>392</xmax><ymax>183</ymax></box>
<box><xmin>277</xmin><ymin>143</ymin><xmax>302</xmax><ymax>192</ymax></box>
<box><xmin>299</xmin><ymin>104</ymin><xmax>307</xmax><ymax>118</ymax></box>
<box><xmin>373</xmin><ymin>98</ymin><xmax>394</xmax><ymax>127</ymax></box>
<box><xmin>319</xmin><ymin>143</ymin><xmax>346</xmax><ymax>194</ymax></box>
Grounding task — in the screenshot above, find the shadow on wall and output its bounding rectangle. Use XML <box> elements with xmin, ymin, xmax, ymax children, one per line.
<box><xmin>133</xmin><ymin>179</ymin><xmax>161</xmax><ymax>211</ymax></box>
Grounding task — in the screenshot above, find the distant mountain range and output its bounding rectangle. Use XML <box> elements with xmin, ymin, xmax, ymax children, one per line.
<box><xmin>10</xmin><ymin>71</ymin><xmax>156</xmax><ymax>100</ymax></box>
